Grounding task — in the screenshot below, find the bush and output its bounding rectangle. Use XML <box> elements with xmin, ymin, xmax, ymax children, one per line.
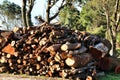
<box><xmin>87</xmin><ymin>26</ymin><xmax>106</xmax><ymax>38</ymax></box>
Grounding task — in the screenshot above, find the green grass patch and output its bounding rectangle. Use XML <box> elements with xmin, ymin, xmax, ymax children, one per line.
<box><xmin>98</xmin><ymin>72</ymin><xmax>120</xmax><ymax>80</ymax></box>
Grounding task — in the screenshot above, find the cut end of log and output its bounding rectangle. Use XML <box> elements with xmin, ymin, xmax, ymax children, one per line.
<box><xmin>115</xmin><ymin>65</ymin><xmax>120</xmax><ymax>74</ymax></box>
<box><xmin>65</xmin><ymin>57</ymin><xmax>75</xmax><ymax>67</ymax></box>
<box><xmin>61</xmin><ymin>44</ymin><xmax>69</xmax><ymax>51</ymax></box>
<box><xmin>89</xmin><ymin>46</ymin><xmax>102</xmax><ymax>60</ymax></box>
<box><xmin>2</xmin><ymin>44</ymin><xmax>15</xmax><ymax>55</ymax></box>
<box><xmin>61</xmin><ymin>43</ymin><xmax>81</xmax><ymax>51</ymax></box>
<box><xmin>86</xmin><ymin>76</ymin><xmax>92</xmax><ymax>80</ymax></box>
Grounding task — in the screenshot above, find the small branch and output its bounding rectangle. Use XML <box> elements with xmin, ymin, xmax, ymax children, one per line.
<box><xmin>49</xmin><ymin>0</ymin><xmax>65</xmax><ymax>21</ymax></box>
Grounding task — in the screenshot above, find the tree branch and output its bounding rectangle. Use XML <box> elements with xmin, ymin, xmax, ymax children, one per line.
<box><xmin>50</xmin><ymin>0</ymin><xmax>59</xmax><ymax>8</ymax></box>
<box><xmin>49</xmin><ymin>0</ymin><xmax>65</xmax><ymax>21</ymax></box>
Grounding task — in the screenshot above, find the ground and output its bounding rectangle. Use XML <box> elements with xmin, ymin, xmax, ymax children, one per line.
<box><xmin>0</xmin><ymin>72</ymin><xmax>120</xmax><ymax>80</ymax></box>
<box><xmin>0</xmin><ymin>73</ymin><xmax>67</xmax><ymax>80</ymax></box>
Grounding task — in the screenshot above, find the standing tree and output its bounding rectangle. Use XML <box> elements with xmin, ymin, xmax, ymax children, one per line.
<box><xmin>79</xmin><ymin>0</ymin><xmax>107</xmax><ymax>37</ymax></box>
<box><xmin>102</xmin><ymin>0</ymin><xmax>120</xmax><ymax>57</ymax></box>
<box><xmin>0</xmin><ymin>0</ymin><xmax>22</xmax><ymax>30</ymax></box>
<box><xmin>59</xmin><ymin>4</ymin><xmax>81</xmax><ymax>30</ymax></box>
<box><xmin>58</xmin><ymin>0</ymin><xmax>88</xmax><ymax>30</ymax></box>
<box><xmin>22</xmin><ymin>0</ymin><xmax>35</xmax><ymax>28</ymax></box>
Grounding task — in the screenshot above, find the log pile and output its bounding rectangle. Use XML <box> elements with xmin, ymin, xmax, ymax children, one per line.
<box><xmin>0</xmin><ymin>23</ymin><xmax>120</xmax><ymax>80</ymax></box>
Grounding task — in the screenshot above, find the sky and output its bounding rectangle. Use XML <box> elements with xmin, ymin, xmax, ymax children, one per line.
<box><xmin>0</xmin><ymin>0</ymin><xmax>63</xmax><ymax>25</ymax></box>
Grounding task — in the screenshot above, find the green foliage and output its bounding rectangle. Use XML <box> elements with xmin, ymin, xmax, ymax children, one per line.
<box><xmin>87</xmin><ymin>26</ymin><xmax>106</xmax><ymax>37</ymax></box>
<box><xmin>59</xmin><ymin>5</ymin><xmax>81</xmax><ymax>30</ymax></box>
<box><xmin>0</xmin><ymin>0</ymin><xmax>21</xmax><ymax>19</ymax></box>
<box><xmin>0</xmin><ymin>0</ymin><xmax>22</xmax><ymax>30</ymax></box>
<box><xmin>117</xmin><ymin>32</ymin><xmax>120</xmax><ymax>43</ymax></box>
<box><xmin>99</xmin><ymin>72</ymin><xmax>120</xmax><ymax>80</ymax></box>
<box><xmin>59</xmin><ymin>0</ymin><xmax>88</xmax><ymax>30</ymax></box>
<box><xmin>116</xmin><ymin>48</ymin><xmax>120</xmax><ymax>58</ymax></box>
<box><xmin>79</xmin><ymin>0</ymin><xmax>106</xmax><ymax>30</ymax></box>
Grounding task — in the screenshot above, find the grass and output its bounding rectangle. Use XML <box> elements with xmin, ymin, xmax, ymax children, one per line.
<box><xmin>98</xmin><ymin>72</ymin><xmax>120</xmax><ymax>80</ymax></box>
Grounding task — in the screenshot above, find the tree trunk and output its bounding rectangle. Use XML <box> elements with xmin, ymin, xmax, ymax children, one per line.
<box><xmin>26</xmin><ymin>0</ymin><xmax>34</xmax><ymax>28</ymax></box>
<box><xmin>110</xmin><ymin>0</ymin><xmax>120</xmax><ymax>57</ymax></box>
<box><xmin>46</xmin><ymin>0</ymin><xmax>51</xmax><ymax>23</ymax></box>
<box><xmin>104</xmin><ymin>0</ymin><xmax>120</xmax><ymax>57</ymax></box>
<box><xmin>22</xmin><ymin>0</ymin><xmax>27</xmax><ymax>28</ymax></box>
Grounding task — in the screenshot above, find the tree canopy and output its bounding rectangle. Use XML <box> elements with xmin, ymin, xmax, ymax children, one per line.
<box><xmin>0</xmin><ymin>0</ymin><xmax>22</xmax><ymax>30</ymax></box>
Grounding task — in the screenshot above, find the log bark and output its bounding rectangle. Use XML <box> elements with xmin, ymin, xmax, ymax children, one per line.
<box><xmin>65</xmin><ymin>53</ymin><xmax>92</xmax><ymax>68</ymax></box>
<box><xmin>61</xmin><ymin>43</ymin><xmax>81</xmax><ymax>51</ymax></box>
<box><xmin>98</xmin><ymin>57</ymin><xmax>120</xmax><ymax>72</ymax></box>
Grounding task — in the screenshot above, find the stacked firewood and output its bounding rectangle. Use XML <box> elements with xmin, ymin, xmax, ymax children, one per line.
<box><xmin>0</xmin><ymin>23</ymin><xmax>120</xmax><ymax>80</ymax></box>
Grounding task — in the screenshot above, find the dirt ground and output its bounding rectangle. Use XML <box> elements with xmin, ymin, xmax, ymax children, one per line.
<box><xmin>0</xmin><ymin>73</ymin><xmax>67</xmax><ymax>80</ymax></box>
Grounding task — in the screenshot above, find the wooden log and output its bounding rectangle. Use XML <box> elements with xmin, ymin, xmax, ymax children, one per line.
<box><xmin>59</xmin><ymin>70</ymin><xmax>68</xmax><ymax>78</ymax></box>
<box><xmin>94</xmin><ymin>42</ymin><xmax>109</xmax><ymax>57</ymax></box>
<box><xmin>0</xmin><ymin>56</ymin><xmax>7</xmax><ymax>63</ymax></box>
<box><xmin>1</xmin><ymin>31</ymin><xmax>13</xmax><ymax>39</ymax></box>
<box><xmin>86</xmin><ymin>76</ymin><xmax>92</xmax><ymax>80</ymax></box>
<box><xmin>73</xmin><ymin>45</ymin><xmax>87</xmax><ymax>54</ymax></box>
<box><xmin>35</xmin><ymin>64</ymin><xmax>41</xmax><ymax>70</ymax></box>
<box><xmin>2</xmin><ymin>44</ymin><xmax>15</xmax><ymax>55</ymax></box>
<box><xmin>23</xmin><ymin>60</ymin><xmax>27</xmax><ymax>66</ymax></box>
<box><xmin>89</xmin><ymin>46</ymin><xmax>102</xmax><ymax>60</ymax></box>
<box><xmin>0</xmin><ymin>66</ymin><xmax>8</xmax><ymax>73</ymax></box>
<box><xmin>0</xmin><ymin>36</ymin><xmax>6</xmax><ymax>49</ymax></box>
<box><xmin>37</xmin><ymin>56</ymin><xmax>41</xmax><ymax>62</ymax></box>
<box><xmin>47</xmin><ymin>44</ymin><xmax>61</xmax><ymax>52</ymax></box>
<box><xmin>17</xmin><ymin>59</ymin><xmax>22</xmax><ymax>64</ymax></box>
<box><xmin>6</xmin><ymin>54</ymin><xmax>12</xmax><ymax>58</ymax></box>
<box><xmin>39</xmin><ymin>37</ymin><xmax>48</xmax><ymax>46</ymax></box>
<box><xmin>98</xmin><ymin>57</ymin><xmax>120</xmax><ymax>71</ymax></box>
<box><xmin>115</xmin><ymin>65</ymin><xmax>120</xmax><ymax>74</ymax></box>
<box><xmin>65</xmin><ymin>53</ymin><xmax>92</xmax><ymax>68</ymax></box>
<box><xmin>61</xmin><ymin>42</ymin><xmax>81</xmax><ymax>51</ymax></box>
<box><xmin>54</xmin><ymin>52</ymin><xmax>61</xmax><ymax>62</ymax></box>
<box><xmin>68</xmin><ymin>45</ymin><xmax>87</xmax><ymax>55</ymax></box>
<box><xmin>51</xmin><ymin>30</ymin><xmax>65</xmax><ymax>37</ymax></box>
<box><xmin>60</xmin><ymin>52</ymin><xmax>67</xmax><ymax>60</ymax></box>
<box><xmin>0</xmin><ymin>31</ymin><xmax>14</xmax><ymax>50</ymax></box>
<box><xmin>101</xmin><ymin>39</ymin><xmax>112</xmax><ymax>52</ymax></box>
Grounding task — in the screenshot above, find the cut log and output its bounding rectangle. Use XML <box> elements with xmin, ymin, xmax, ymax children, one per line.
<box><xmin>37</xmin><ymin>56</ymin><xmax>41</xmax><ymax>61</ymax></box>
<box><xmin>94</xmin><ymin>42</ymin><xmax>109</xmax><ymax>57</ymax></box>
<box><xmin>98</xmin><ymin>57</ymin><xmax>120</xmax><ymax>71</ymax></box>
<box><xmin>0</xmin><ymin>56</ymin><xmax>7</xmax><ymax>63</ymax></box>
<box><xmin>68</xmin><ymin>45</ymin><xmax>87</xmax><ymax>55</ymax></box>
<box><xmin>54</xmin><ymin>52</ymin><xmax>61</xmax><ymax>62</ymax></box>
<box><xmin>101</xmin><ymin>39</ymin><xmax>112</xmax><ymax>52</ymax></box>
<box><xmin>2</xmin><ymin>44</ymin><xmax>15</xmax><ymax>55</ymax></box>
<box><xmin>61</xmin><ymin>42</ymin><xmax>81</xmax><ymax>51</ymax></box>
<box><xmin>115</xmin><ymin>65</ymin><xmax>120</xmax><ymax>74</ymax></box>
<box><xmin>89</xmin><ymin>46</ymin><xmax>102</xmax><ymax>60</ymax></box>
<box><xmin>65</xmin><ymin>53</ymin><xmax>92</xmax><ymax>68</ymax></box>
<box><xmin>86</xmin><ymin>76</ymin><xmax>92</xmax><ymax>80</ymax></box>
<box><xmin>0</xmin><ymin>67</ymin><xmax>8</xmax><ymax>73</ymax></box>
<box><xmin>47</xmin><ymin>44</ymin><xmax>61</xmax><ymax>52</ymax></box>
